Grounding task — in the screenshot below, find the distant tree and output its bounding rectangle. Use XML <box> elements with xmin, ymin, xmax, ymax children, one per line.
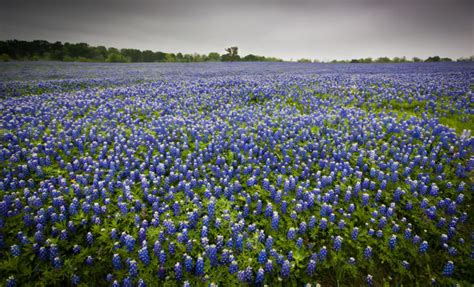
<box><xmin>176</xmin><ymin>53</ymin><xmax>184</xmax><ymax>62</ymax></box>
<box><xmin>457</xmin><ymin>56</ymin><xmax>474</xmax><ymax>62</ymax></box>
<box><xmin>298</xmin><ymin>58</ymin><xmax>312</xmax><ymax>63</ymax></box>
<box><xmin>240</xmin><ymin>54</ymin><xmax>282</xmax><ymax>62</ymax></box>
<box><xmin>375</xmin><ymin>57</ymin><xmax>391</xmax><ymax>63</ymax></box>
<box><xmin>66</xmin><ymin>42</ymin><xmax>93</xmax><ymax>59</ymax></box>
<box><xmin>242</xmin><ymin>54</ymin><xmax>256</xmax><ymax>61</ymax></box>
<box><xmin>48</xmin><ymin>41</ymin><xmax>65</xmax><ymax>61</ymax></box>
<box><xmin>227</xmin><ymin>47</ymin><xmax>238</xmax><ymax>57</ymax></box>
<box><xmin>412</xmin><ymin>57</ymin><xmax>422</xmax><ymax>62</ymax></box>
<box><xmin>0</xmin><ymin>39</ymin><xmax>281</xmax><ymax>63</ymax></box>
<box><xmin>107</xmin><ymin>47</ymin><xmax>120</xmax><ymax>54</ymax></box>
<box><xmin>207</xmin><ymin>52</ymin><xmax>221</xmax><ymax>61</ymax></box>
<box><xmin>106</xmin><ymin>53</ymin><xmax>129</xmax><ymax>63</ymax></box>
<box><xmin>153</xmin><ymin>51</ymin><xmax>167</xmax><ymax>62</ymax></box>
<box><xmin>164</xmin><ymin>53</ymin><xmax>176</xmax><ymax>62</ymax></box>
<box><xmin>141</xmin><ymin>50</ymin><xmax>155</xmax><ymax>62</ymax></box>
<box><xmin>95</xmin><ymin>46</ymin><xmax>108</xmax><ymax>59</ymax></box>
<box><xmin>181</xmin><ymin>54</ymin><xmax>191</xmax><ymax>62</ymax></box>
<box><xmin>194</xmin><ymin>53</ymin><xmax>206</xmax><ymax>62</ymax></box>
<box><xmin>121</xmin><ymin>49</ymin><xmax>142</xmax><ymax>62</ymax></box>
<box><xmin>242</xmin><ymin>54</ymin><xmax>262</xmax><ymax>61</ymax></box>
<box><xmin>390</xmin><ymin>56</ymin><xmax>407</xmax><ymax>63</ymax></box>
<box><xmin>222</xmin><ymin>46</ymin><xmax>240</xmax><ymax>61</ymax></box>
<box><xmin>425</xmin><ymin>56</ymin><xmax>441</xmax><ymax>62</ymax></box>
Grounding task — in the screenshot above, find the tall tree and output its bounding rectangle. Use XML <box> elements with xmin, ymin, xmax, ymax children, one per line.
<box><xmin>222</xmin><ymin>46</ymin><xmax>240</xmax><ymax>61</ymax></box>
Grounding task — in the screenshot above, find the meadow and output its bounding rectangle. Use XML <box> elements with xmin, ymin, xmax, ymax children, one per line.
<box><xmin>0</xmin><ymin>61</ymin><xmax>473</xmax><ymax>286</ymax></box>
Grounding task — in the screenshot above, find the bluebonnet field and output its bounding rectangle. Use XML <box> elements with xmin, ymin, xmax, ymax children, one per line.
<box><xmin>0</xmin><ymin>61</ymin><xmax>473</xmax><ymax>286</ymax></box>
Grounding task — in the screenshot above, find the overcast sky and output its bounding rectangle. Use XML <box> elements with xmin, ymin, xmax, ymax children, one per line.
<box><xmin>0</xmin><ymin>0</ymin><xmax>473</xmax><ymax>60</ymax></box>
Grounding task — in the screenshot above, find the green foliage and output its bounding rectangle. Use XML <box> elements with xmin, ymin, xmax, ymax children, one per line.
<box><xmin>0</xmin><ymin>39</ymin><xmax>471</xmax><ymax>64</ymax></box>
<box><xmin>106</xmin><ymin>53</ymin><xmax>130</xmax><ymax>63</ymax></box>
<box><xmin>457</xmin><ymin>56</ymin><xmax>474</xmax><ymax>62</ymax></box>
<box><xmin>375</xmin><ymin>57</ymin><xmax>392</xmax><ymax>63</ymax></box>
<box><xmin>222</xmin><ymin>46</ymin><xmax>240</xmax><ymax>62</ymax></box>
<box><xmin>297</xmin><ymin>58</ymin><xmax>312</xmax><ymax>63</ymax></box>
<box><xmin>207</xmin><ymin>52</ymin><xmax>221</xmax><ymax>61</ymax></box>
<box><xmin>121</xmin><ymin>48</ymin><xmax>143</xmax><ymax>62</ymax></box>
<box><xmin>0</xmin><ymin>40</ymin><xmax>285</xmax><ymax>63</ymax></box>
<box><xmin>425</xmin><ymin>56</ymin><xmax>441</xmax><ymax>62</ymax></box>
<box><xmin>0</xmin><ymin>53</ymin><xmax>11</xmax><ymax>61</ymax></box>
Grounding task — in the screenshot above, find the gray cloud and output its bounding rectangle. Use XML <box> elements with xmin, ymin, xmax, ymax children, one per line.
<box><xmin>0</xmin><ymin>0</ymin><xmax>472</xmax><ymax>60</ymax></box>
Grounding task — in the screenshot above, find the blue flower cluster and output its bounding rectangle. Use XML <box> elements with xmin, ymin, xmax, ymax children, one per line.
<box><xmin>0</xmin><ymin>62</ymin><xmax>472</xmax><ymax>286</ymax></box>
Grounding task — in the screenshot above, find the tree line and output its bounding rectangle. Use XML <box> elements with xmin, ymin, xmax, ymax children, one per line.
<box><xmin>300</xmin><ymin>56</ymin><xmax>473</xmax><ymax>63</ymax></box>
<box><xmin>0</xmin><ymin>40</ymin><xmax>472</xmax><ymax>63</ymax></box>
<box><xmin>0</xmin><ymin>40</ymin><xmax>282</xmax><ymax>63</ymax></box>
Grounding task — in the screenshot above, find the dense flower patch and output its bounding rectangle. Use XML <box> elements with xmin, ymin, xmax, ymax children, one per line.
<box><xmin>0</xmin><ymin>62</ymin><xmax>473</xmax><ymax>286</ymax></box>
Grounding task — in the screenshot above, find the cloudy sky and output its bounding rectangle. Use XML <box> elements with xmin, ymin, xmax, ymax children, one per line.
<box><xmin>0</xmin><ymin>0</ymin><xmax>473</xmax><ymax>60</ymax></box>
